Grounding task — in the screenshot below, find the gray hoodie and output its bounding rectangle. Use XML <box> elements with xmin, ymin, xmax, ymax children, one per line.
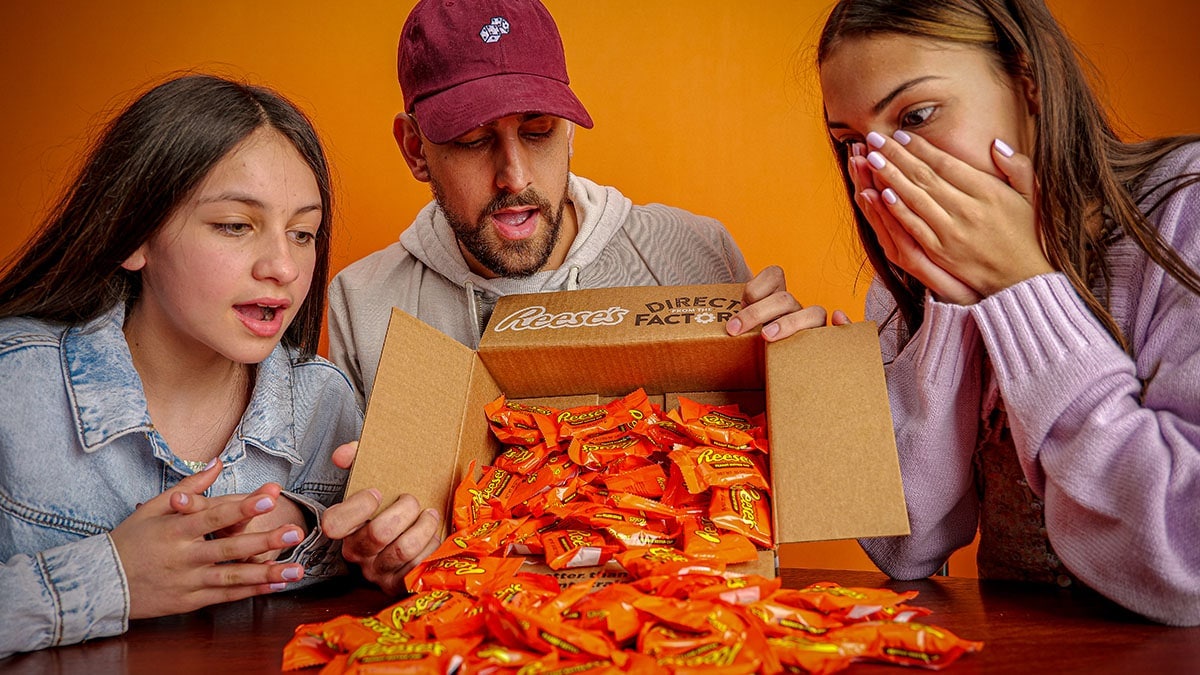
<box><xmin>328</xmin><ymin>174</ymin><xmax>752</xmax><ymax>407</ymax></box>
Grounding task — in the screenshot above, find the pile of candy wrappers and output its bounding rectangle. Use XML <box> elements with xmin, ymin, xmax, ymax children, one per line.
<box><xmin>283</xmin><ymin>389</ymin><xmax>982</xmax><ymax>673</ymax></box>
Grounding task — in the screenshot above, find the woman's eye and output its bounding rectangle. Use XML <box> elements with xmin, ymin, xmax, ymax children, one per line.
<box><xmin>900</xmin><ymin>106</ymin><xmax>935</xmax><ymax>128</ymax></box>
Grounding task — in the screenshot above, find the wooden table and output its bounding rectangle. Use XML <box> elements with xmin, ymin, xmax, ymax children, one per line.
<box><xmin>3</xmin><ymin>568</ymin><xmax>1197</xmax><ymax>674</ymax></box>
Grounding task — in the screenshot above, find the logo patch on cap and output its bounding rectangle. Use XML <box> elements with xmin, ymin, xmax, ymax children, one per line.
<box><xmin>479</xmin><ymin>17</ymin><xmax>510</xmax><ymax>43</ymax></box>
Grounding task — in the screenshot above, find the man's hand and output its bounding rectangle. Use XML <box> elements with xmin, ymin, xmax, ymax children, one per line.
<box><xmin>321</xmin><ymin>442</ymin><xmax>443</xmax><ymax>595</ymax></box>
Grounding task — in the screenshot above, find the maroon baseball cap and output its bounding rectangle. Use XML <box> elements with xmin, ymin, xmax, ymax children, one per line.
<box><xmin>398</xmin><ymin>0</ymin><xmax>594</xmax><ymax>144</ymax></box>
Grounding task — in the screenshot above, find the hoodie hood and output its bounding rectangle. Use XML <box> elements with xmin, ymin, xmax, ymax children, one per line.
<box><xmin>399</xmin><ymin>173</ymin><xmax>632</xmax><ymax>297</ymax></box>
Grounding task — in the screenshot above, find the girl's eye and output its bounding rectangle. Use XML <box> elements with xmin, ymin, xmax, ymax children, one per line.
<box><xmin>216</xmin><ymin>222</ymin><xmax>251</xmax><ymax>235</ymax></box>
<box><xmin>290</xmin><ymin>230</ymin><xmax>317</xmax><ymax>245</ymax></box>
<box><xmin>900</xmin><ymin>106</ymin><xmax>935</xmax><ymax>128</ymax></box>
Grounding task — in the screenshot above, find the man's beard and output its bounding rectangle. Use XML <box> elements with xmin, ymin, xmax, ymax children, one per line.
<box><xmin>431</xmin><ymin>179</ymin><xmax>568</xmax><ymax>278</ymax></box>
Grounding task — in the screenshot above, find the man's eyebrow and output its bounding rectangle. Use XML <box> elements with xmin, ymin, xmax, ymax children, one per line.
<box><xmin>826</xmin><ymin>75</ymin><xmax>942</xmax><ymax>130</ymax></box>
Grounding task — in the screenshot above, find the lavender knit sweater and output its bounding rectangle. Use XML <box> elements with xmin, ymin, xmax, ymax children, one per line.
<box><xmin>859</xmin><ymin>142</ymin><xmax>1200</xmax><ymax>626</ymax></box>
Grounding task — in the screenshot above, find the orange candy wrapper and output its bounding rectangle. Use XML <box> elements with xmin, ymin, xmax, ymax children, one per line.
<box><xmin>285</xmin><ymin>389</ymin><xmax>982</xmax><ymax>674</ymax></box>
<box><xmin>709</xmin><ymin>484</ymin><xmax>774</xmax><ymax>549</ymax></box>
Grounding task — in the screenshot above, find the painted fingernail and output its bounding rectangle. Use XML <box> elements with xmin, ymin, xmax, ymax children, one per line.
<box><xmin>850</xmin><ymin>142</ymin><xmax>866</xmax><ymax>157</ymax></box>
<box><xmin>282</xmin><ymin>530</ymin><xmax>303</xmax><ymax>545</ymax></box>
<box><xmin>203</xmin><ymin>458</ymin><xmax>218</xmax><ymax>471</ymax></box>
<box><xmin>762</xmin><ymin>323</ymin><xmax>780</xmax><ymax>340</ymax></box>
<box><xmin>882</xmin><ymin>188</ymin><xmax>898</xmax><ymax>205</ymax></box>
<box><xmin>255</xmin><ymin>497</ymin><xmax>274</xmax><ymax>513</ymax></box>
<box><xmin>994</xmin><ymin>138</ymin><xmax>1014</xmax><ymax>157</ymax></box>
<box><xmin>282</xmin><ymin>566</ymin><xmax>303</xmax><ymax>581</ymax></box>
<box><xmin>270</xmin><ymin>582</ymin><xmax>287</xmax><ymax>592</ymax></box>
<box><xmin>893</xmin><ymin>130</ymin><xmax>912</xmax><ymax>145</ymax></box>
<box><xmin>866</xmin><ymin>131</ymin><xmax>887</xmax><ymax>149</ymax></box>
<box><xmin>726</xmin><ymin>317</ymin><xmax>742</xmax><ymax>335</ymax></box>
<box><xmin>177</xmin><ymin>493</ymin><xmax>190</xmax><ymax>506</ymax></box>
<box><xmin>867</xmin><ymin>151</ymin><xmax>886</xmax><ymax>170</ymax></box>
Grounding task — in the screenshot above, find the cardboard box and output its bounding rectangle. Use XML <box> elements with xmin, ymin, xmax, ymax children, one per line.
<box><xmin>347</xmin><ymin>283</ymin><xmax>909</xmax><ymax>582</ymax></box>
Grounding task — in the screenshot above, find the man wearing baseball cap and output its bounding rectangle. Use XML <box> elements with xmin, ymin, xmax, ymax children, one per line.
<box><xmin>322</xmin><ymin>0</ymin><xmax>822</xmax><ymax>594</ymax></box>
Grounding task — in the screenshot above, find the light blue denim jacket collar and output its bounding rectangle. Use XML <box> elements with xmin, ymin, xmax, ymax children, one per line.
<box><xmin>63</xmin><ymin>304</ymin><xmax>304</xmax><ymax>468</ymax></box>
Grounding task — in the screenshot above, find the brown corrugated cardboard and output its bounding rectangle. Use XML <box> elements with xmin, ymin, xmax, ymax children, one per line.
<box><xmin>347</xmin><ymin>283</ymin><xmax>909</xmax><ymax>580</ymax></box>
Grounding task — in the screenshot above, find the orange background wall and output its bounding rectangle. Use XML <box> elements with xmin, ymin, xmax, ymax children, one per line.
<box><xmin>2</xmin><ymin>1</ymin><xmax>1196</xmax><ymax>576</ymax></box>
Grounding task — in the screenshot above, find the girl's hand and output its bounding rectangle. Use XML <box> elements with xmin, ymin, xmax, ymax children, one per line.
<box><xmin>727</xmin><ymin>265</ymin><xmax>829</xmax><ymax>341</ymax></box>
<box><xmin>111</xmin><ymin>461</ymin><xmax>307</xmax><ymax>619</ymax></box>
<box><xmin>848</xmin><ymin>142</ymin><xmax>981</xmax><ymax>304</ymax></box>
<box><xmin>167</xmin><ymin>470</ymin><xmax>307</xmax><ymax>564</ymax></box>
<box><xmin>858</xmin><ymin>131</ymin><xmax>1051</xmax><ymax>298</ymax></box>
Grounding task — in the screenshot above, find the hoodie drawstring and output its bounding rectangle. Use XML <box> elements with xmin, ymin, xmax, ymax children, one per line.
<box><xmin>465</xmin><ymin>280</ymin><xmax>481</xmax><ymax>349</ymax></box>
<box><xmin>567</xmin><ymin>266</ymin><xmax>580</xmax><ymax>291</ymax></box>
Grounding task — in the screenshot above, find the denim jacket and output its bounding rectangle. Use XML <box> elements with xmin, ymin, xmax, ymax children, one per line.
<box><xmin>0</xmin><ymin>305</ymin><xmax>362</xmax><ymax>658</ymax></box>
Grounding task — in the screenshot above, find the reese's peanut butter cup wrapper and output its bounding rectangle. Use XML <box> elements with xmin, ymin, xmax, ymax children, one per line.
<box><xmin>374</xmin><ymin>588</ymin><xmax>473</xmax><ymax>638</ymax></box>
<box><xmin>600</xmin><ymin>460</ymin><xmax>667</xmax><ymax>497</ymax></box>
<box><xmin>494</xmin><ymin>441</ymin><xmax>554</xmax><ymax>475</ymax></box>
<box><xmin>680</xmin><ymin>515</ymin><xmax>761</xmax><ymax>564</ymax></box>
<box><xmin>774</xmin><ymin>583</ymin><xmax>920</xmax><ymax>621</ymax></box>
<box><xmin>403</xmin><ymin>553</ymin><xmax>524</xmax><ymax>595</ymax></box>
<box><xmin>688</xmin><ymin>573</ymin><xmax>782</xmax><ymax>606</ymax></box>
<box><xmin>485</xmin><ymin>395</ymin><xmax>560</xmax><ymax>446</ymax></box>
<box><xmin>671</xmin><ymin>397</ymin><xmax>768</xmax><ymax>453</ymax></box>
<box><xmin>827</xmin><ymin>621</ymin><xmax>984</xmax><ymax>670</ymax></box>
<box><xmin>481</xmin><ymin>593</ymin><xmax>628</xmax><ymax>666</ymax></box>
<box><xmin>746</xmin><ymin>599</ymin><xmax>844</xmax><ymax>637</ymax></box>
<box><xmin>709</xmin><ymin>484</ymin><xmax>774</xmax><ymax>549</ymax></box>
<box><xmin>568</xmin><ymin>428</ymin><xmax>657</xmax><ymax>470</ymax></box>
<box><xmin>767</xmin><ymin>634</ymin><xmax>855</xmax><ymax>675</ymax></box>
<box><xmin>579</xmin><ymin>483</ymin><xmax>679</xmax><ymax>520</ymax></box>
<box><xmin>342</xmin><ymin>635</ymin><xmax>482</xmax><ymax>674</ymax></box>
<box><xmin>282</xmin><ymin>623</ymin><xmax>339</xmax><ymax>670</ymax></box>
<box><xmin>541</xmin><ymin>528</ymin><xmax>618</xmax><ymax>570</ymax></box>
<box><xmin>461</xmin><ymin>641</ymin><xmax>556</xmax><ymax>674</ymax></box>
<box><xmin>669</xmin><ymin>447</ymin><xmax>770</xmax><ymax>495</ymax></box>
<box><xmin>556</xmin><ymin>389</ymin><xmax>651</xmax><ymax>441</ymax></box>
<box><xmin>566</xmin><ymin>583</ymin><xmax>646</xmax><ymax>643</ymax></box>
<box><xmin>447</xmin><ymin>517</ymin><xmax>525</xmax><ymax>556</ymax></box>
<box><xmin>453</xmin><ymin>461</ymin><xmax>512</xmax><ymax>530</ymax></box>
<box><xmin>509</xmin><ymin>515</ymin><xmax>559</xmax><ymax>556</ymax></box>
<box><xmin>616</xmin><ymin>546</ymin><xmax>724</xmax><ymax>579</ymax></box>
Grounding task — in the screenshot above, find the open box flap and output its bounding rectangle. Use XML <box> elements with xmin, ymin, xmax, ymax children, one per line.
<box><xmin>347</xmin><ymin>308</ymin><xmax>487</xmax><ymax>518</ymax></box>
<box><xmin>766</xmin><ymin>321</ymin><xmax>910</xmax><ymax>542</ymax></box>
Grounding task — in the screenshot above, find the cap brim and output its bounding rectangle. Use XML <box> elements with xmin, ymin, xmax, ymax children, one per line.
<box><xmin>410</xmin><ymin>73</ymin><xmax>593</xmax><ymax>144</ymax></box>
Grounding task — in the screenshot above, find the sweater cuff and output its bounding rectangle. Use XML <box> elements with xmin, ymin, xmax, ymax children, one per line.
<box><xmin>970</xmin><ymin>273</ymin><xmax>1121</xmax><ymax>381</ymax></box>
<box><xmin>904</xmin><ymin>295</ymin><xmax>980</xmax><ymax>386</ymax></box>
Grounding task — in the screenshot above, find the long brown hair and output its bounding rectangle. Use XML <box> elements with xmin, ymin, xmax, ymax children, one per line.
<box><xmin>817</xmin><ymin>0</ymin><xmax>1200</xmax><ymax>350</ymax></box>
<box><xmin>0</xmin><ymin>73</ymin><xmax>333</xmax><ymax>357</ymax></box>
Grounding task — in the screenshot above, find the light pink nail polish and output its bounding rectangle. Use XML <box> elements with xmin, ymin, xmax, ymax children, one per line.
<box><xmin>255</xmin><ymin>497</ymin><xmax>273</xmax><ymax>513</ymax></box>
<box><xmin>282</xmin><ymin>530</ymin><xmax>302</xmax><ymax>545</ymax></box>
<box><xmin>282</xmin><ymin>567</ymin><xmax>303</xmax><ymax>581</ymax></box>
<box><xmin>867</xmin><ymin>151</ymin><xmax>886</xmax><ymax>170</ymax></box>
<box><xmin>866</xmin><ymin>131</ymin><xmax>886</xmax><ymax>149</ymax></box>
<box><xmin>270</xmin><ymin>582</ymin><xmax>287</xmax><ymax>592</ymax></box>
<box><xmin>882</xmin><ymin>188</ymin><xmax>898</xmax><ymax>205</ymax></box>
<box><xmin>994</xmin><ymin>138</ymin><xmax>1014</xmax><ymax>157</ymax></box>
<box><xmin>893</xmin><ymin>130</ymin><xmax>912</xmax><ymax>145</ymax></box>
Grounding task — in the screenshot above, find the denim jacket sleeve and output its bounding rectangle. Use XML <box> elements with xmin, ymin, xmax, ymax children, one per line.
<box><xmin>0</xmin><ymin>533</ymin><xmax>128</xmax><ymax>659</ymax></box>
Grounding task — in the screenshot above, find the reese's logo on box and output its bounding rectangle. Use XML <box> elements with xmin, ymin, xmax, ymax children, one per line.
<box><xmin>489</xmin><ymin>290</ymin><xmax>742</xmax><ymax>333</ymax></box>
